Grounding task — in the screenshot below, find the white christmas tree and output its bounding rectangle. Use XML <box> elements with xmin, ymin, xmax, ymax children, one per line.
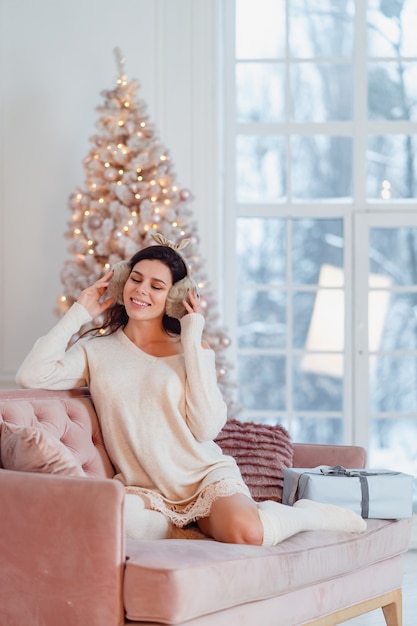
<box><xmin>57</xmin><ymin>49</ymin><xmax>239</xmax><ymax>416</ymax></box>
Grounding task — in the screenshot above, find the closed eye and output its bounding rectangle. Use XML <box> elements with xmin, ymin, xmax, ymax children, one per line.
<box><xmin>129</xmin><ymin>276</ymin><xmax>164</xmax><ymax>290</ymax></box>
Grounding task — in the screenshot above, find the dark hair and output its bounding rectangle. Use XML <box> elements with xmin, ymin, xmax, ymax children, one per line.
<box><xmin>98</xmin><ymin>245</ymin><xmax>187</xmax><ymax>337</ymax></box>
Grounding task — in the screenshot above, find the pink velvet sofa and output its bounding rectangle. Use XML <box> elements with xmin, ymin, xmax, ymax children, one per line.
<box><xmin>0</xmin><ymin>387</ymin><xmax>412</xmax><ymax>626</ymax></box>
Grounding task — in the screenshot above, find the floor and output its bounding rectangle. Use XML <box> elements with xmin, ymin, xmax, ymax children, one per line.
<box><xmin>343</xmin><ymin>549</ymin><xmax>417</xmax><ymax>626</ymax></box>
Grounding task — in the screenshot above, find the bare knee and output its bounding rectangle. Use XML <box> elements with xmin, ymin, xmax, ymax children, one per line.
<box><xmin>226</xmin><ymin>513</ymin><xmax>263</xmax><ymax>545</ymax></box>
<box><xmin>198</xmin><ymin>498</ymin><xmax>263</xmax><ymax>546</ymax></box>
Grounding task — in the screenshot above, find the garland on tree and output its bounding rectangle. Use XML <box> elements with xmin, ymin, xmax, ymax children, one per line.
<box><xmin>57</xmin><ymin>48</ymin><xmax>239</xmax><ymax>417</ymax></box>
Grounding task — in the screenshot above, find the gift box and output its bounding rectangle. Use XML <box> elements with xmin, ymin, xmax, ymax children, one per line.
<box><xmin>282</xmin><ymin>465</ymin><xmax>414</xmax><ymax>519</ymax></box>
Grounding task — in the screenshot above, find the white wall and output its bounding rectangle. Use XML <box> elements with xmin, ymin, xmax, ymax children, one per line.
<box><xmin>0</xmin><ymin>0</ymin><xmax>221</xmax><ymax>386</ymax></box>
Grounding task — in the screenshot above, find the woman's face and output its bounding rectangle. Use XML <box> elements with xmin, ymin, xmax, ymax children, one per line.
<box><xmin>123</xmin><ymin>259</ymin><xmax>173</xmax><ymax>321</ymax></box>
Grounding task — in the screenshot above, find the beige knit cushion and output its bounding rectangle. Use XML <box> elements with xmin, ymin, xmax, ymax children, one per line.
<box><xmin>215</xmin><ymin>419</ymin><xmax>293</xmax><ymax>502</ymax></box>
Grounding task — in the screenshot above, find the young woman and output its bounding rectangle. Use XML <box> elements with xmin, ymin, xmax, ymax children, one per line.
<box><xmin>16</xmin><ymin>237</ymin><xmax>366</xmax><ymax>545</ymax></box>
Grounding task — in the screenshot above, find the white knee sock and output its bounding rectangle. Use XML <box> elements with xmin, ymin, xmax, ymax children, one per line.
<box><xmin>258</xmin><ymin>499</ymin><xmax>367</xmax><ymax>547</ymax></box>
<box><xmin>124</xmin><ymin>494</ymin><xmax>171</xmax><ymax>540</ymax></box>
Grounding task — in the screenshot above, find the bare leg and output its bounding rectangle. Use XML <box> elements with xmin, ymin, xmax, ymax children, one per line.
<box><xmin>197</xmin><ymin>495</ymin><xmax>366</xmax><ymax>546</ymax></box>
<box><xmin>197</xmin><ymin>493</ymin><xmax>264</xmax><ymax>545</ymax></box>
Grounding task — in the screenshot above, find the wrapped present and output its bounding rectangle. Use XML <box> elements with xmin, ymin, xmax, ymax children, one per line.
<box><xmin>282</xmin><ymin>465</ymin><xmax>414</xmax><ymax>519</ymax></box>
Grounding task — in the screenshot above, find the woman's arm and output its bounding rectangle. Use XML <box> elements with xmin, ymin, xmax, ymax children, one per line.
<box><xmin>180</xmin><ymin>312</ymin><xmax>228</xmax><ymax>442</ymax></box>
<box><xmin>16</xmin><ymin>271</ymin><xmax>115</xmax><ymax>390</ymax></box>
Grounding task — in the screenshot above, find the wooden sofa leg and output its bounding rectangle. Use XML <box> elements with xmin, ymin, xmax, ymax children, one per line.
<box><xmin>382</xmin><ymin>588</ymin><xmax>402</xmax><ymax>626</ymax></box>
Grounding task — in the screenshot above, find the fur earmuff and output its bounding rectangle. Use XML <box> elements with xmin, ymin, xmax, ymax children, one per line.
<box><xmin>106</xmin><ymin>260</ymin><xmax>131</xmax><ymax>304</ymax></box>
<box><xmin>165</xmin><ymin>276</ymin><xmax>199</xmax><ymax>319</ymax></box>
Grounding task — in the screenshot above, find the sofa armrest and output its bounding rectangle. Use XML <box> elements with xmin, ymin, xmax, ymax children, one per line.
<box><xmin>292</xmin><ymin>443</ymin><xmax>367</xmax><ymax>469</ymax></box>
<box><xmin>0</xmin><ymin>469</ymin><xmax>125</xmax><ymax>626</ymax></box>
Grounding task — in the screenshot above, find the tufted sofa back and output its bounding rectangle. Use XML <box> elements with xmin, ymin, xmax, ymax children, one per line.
<box><xmin>0</xmin><ymin>387</ymin><xmax>115</xmax><ymax>478</ymax></box>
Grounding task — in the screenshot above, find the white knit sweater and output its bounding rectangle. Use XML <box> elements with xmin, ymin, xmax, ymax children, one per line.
<box><xmin>16</xmin><ymin>304</ymin><xmax>243</xmax><ymax>504</ymax></box>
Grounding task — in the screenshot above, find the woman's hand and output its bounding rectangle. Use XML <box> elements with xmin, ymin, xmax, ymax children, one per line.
<box><xmin>182</xmin><ymin>288</ymin><xmax>201</xmax><ymax>315</ymax></box>
<box><xmin>77</xmin><ymin>270</ymin><xmax>115</xmax><ymax>318</ymax></box>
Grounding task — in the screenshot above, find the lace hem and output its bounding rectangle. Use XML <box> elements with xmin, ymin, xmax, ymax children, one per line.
<box><xmin>125</xmin><ymin>479</ymin><xmax>251</xmax><ymax>528</ymax></box>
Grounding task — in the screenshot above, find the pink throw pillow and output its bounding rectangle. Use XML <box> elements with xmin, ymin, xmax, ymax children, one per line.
<box><xmin>0</xmin><ymin>422</ymin><xmax>85</xmax><ymax>476</ymax></box>
<box><xmin>215</xmin><ymin>419</ymin><xmax>293</xmax><ymax>502</ymax></box>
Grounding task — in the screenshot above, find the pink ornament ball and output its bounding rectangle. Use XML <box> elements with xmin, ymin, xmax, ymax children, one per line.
<box><xmin>88</xmin><ymin>215</ymin><xmax>103</xmax><ymax>229</ymax></box>
<box><xmin>179</xmin><ymin>188</ymin><xmax>191</xmax><ymax>201</ymax></box>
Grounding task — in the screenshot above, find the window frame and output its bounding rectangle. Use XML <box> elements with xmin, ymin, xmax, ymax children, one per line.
<box><xmin>221</xmin><ymin>0</ymin><xmax>417</xmax><ymax>452</ymax></box>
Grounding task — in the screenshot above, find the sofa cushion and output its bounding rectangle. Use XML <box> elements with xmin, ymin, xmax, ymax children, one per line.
<box><xmin>0</xmin><ymin>388</ymin><xmax>115</xmax><ymax>478</ymax></box>
<box><xmin>215</xmin><ymin>419</ymin><xmax>293</xmax><ymax>502</ymax></box>
<box><xmin>0</xmin><ymin>422</ymin><xmax>85</xmax><ymax>476</ymax></box>
<box><xmin>123</xmin><ymin>517</ymin><xmax>412</xmax><ymax>624</ymax></box>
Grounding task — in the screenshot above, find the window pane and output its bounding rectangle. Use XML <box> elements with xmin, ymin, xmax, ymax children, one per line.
<box><xmin>237</xmin><ymin>63</ymin><xmax>285</xmax><ymax>123</ymax></box>
<box><xmin>370</xmin><ymin>292</ymin><xmax>417</xmax><ymax>352</ymax></box>
<box><xmin>367</xmin><ymin>135</ymin><xmax>417</xmax><ymax>199</ymax></box>
<box><xmin>291</xmin><ymin>136</ymin><xmax>352</xmax><ymax>199</ymax></box>
<box><xmin>237</xmin><ymin>136</ymin><xmax>286</xmax><ymax>202</ymax></box>
<box><xmin>238</xmin><ymin>290</ymin><xmax>286</xmax><ymax>349</ymax></box>
<box><xmin>368</xmin><ymin>62</ymin><xmax>417</xmax><ymax>121</ymax></box>
<box><xmin>294</xmin><ymin>355</ymin><xmax>344</xmax><ymax>411</ymax></box>
<box><xmin>293</xmin><ymin>218</ymin><xmax>344</xmax><ymax>285</ymax></box>
<box><xmin>291</xmin><ymin>63</ymin><xmax>353</xmax><ymax>122</ymax></box>
<box><xmin>369</xmin><ymin>227</ymin><xmax>417</xmax><ymax>286</ymax></box>
<box><xmin>293</xmin><ymin>292</ymin><xmax>316</xmax><ymax>349</ymax></box>
<box><xmin>294</xmin><ymin>290</ymin><xmax>344</xmax><ymax>353</ymax></box>
<box><xmin>293</xmin><ymin>417</ymin><xmax>343</xmax><ymax>444</ymax></box>
<box><xmin>236</xmin><ymin>0</ymin><xmax>286</xmax><ymax>59</ymax></box>
<box><xmin>370</xmin><ymin>418</ymin><xmax>417</xmax><ymax>478</ymax></box>
<box><xmin>367</xmin><ymin>0</ymin><xmax>417</xmax><ymax>57</ymax></box>
<box><xmin>290</xmin><ymin>0</ymin><xmax>354</xmax><ymax>58</ymax></box>
<box><xmin>237</xmin><ymin>217</ymin><xmax>286</xmax><ymax>284</ymax></box>
<box><xmin>238</xmin><ymin>355</ymin><xmax>286</xmax><ymax>410</ymax></box>
<box><xmin>370</xmin><ymin>355</ymin><xmax>417</xmax><ymax>412</ymax></box>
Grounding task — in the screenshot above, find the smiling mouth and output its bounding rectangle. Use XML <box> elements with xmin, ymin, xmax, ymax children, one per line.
<box><xmin>131</xmin><ymin>298</ymin><xmax>150</xmax><ymax>308</ymax></box>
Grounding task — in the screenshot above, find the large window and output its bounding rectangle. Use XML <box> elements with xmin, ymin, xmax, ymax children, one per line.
<box><xmin>222</xmin><ymin>0</ymin><xmax>417</xmax><ymax>495</ymax></box>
